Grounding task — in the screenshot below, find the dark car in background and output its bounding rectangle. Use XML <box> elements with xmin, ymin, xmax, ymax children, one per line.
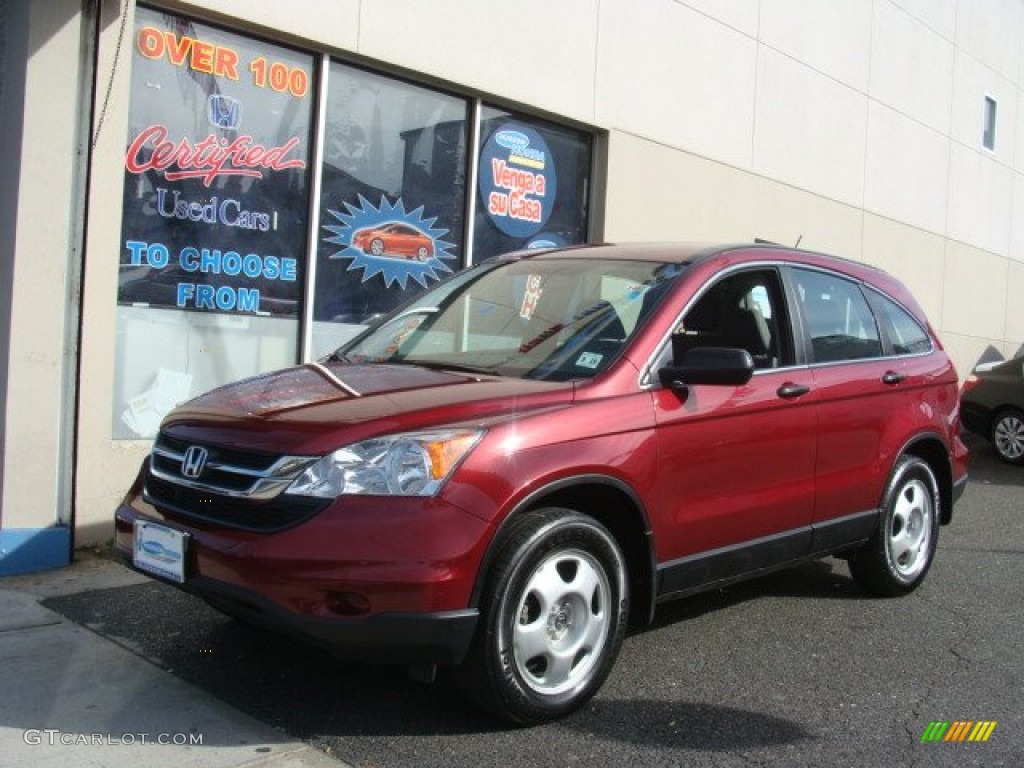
<box><xmin>960</xmin><ymin>356</ymin><xmax>1024</xmax><ymax>464</ymax></box>
<box><xmin>115</xmin><ymin>242</ymin><xmax>968</xmax><ymax>724</ymax></box>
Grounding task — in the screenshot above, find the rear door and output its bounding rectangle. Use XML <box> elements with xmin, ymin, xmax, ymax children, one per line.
<box><xmin>786</xmin><ymin>266</ymin><xmax>909</xmax><ymax>548</ymax></box>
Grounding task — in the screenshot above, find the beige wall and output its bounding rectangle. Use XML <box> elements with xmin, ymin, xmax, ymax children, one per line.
<box><xmin>2</xmin><ymin>0</ymin><xmax>84</xmax><ymax>529</ymax></box>
<box><xmin>43</xmin><ymin>0</ymin><xmax>1024</xmax><ymax>541</ymax></box>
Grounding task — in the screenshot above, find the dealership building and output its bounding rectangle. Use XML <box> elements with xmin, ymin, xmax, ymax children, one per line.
<box><xmin>2</xmin><ymin>0</ymin><xmax>1023</xmax><ymax>574</ymax></box>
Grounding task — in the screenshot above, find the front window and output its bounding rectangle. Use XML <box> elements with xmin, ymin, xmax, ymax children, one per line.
<box><xmin>337</xmin><ymin>258</ymin><xmax>681</xmax><ymax>381</ymax></box>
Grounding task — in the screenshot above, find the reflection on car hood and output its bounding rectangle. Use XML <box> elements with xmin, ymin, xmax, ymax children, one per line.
<box><xmin>160</xmin><ymin>362</ymin><xmax>574</xmax><ymax>455</ymax></box>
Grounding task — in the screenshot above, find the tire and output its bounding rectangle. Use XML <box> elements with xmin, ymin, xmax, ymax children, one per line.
<box><xmin>370</xmin><ymin>238</ymin><xmax>384</xmax><ymax>256</ymax></box>
<box><xmin>850</xmin><ymin>456</ymin><xmax>939</xmax><ymax>597</ymax></box>
<box><xmin>416</xmin><ymin>246</ymin><xmax>430</xmax><ymax>262</ymax></box>
<box><xmin>454</xmin><ymin>508</ymin><xmax>629</xmax><ymax>725</ymax></box>
<box><xmin>991</xmin><ymin>408</ymin><xmax>1024</xmax><ymax>465</ymax></box>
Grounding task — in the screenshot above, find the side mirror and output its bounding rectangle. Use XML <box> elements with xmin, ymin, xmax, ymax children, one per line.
<box><xmin>658</xmin><ymin>346</ymin><xmax>755</xmax><ymax>392</ymax></box>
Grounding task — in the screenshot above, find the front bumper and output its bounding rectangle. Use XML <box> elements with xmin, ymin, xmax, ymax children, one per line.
<box><xmin>959</xmin><ymin>402</ymin><xmax>991</xmax><ymax>438</ymax></box>
<box><xmin>116</xmin><ymin>546</ymin><xmax>478</xmax><ymax>663</ymax></box>
<box><xmin>114</xmin><ymin>491</ymin><xmax>489</xmax><ymax>665</ymax></box>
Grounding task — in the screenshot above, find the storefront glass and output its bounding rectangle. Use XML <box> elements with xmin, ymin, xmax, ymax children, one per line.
<box><xmin>113</xmin><ymin>7</ymin><xmax>314</xmax><ymax>438</ymax></box>
<box><xmin>473</xmin><ymin>106</ymin><xmax>592</xmax><ymax>260</ymax></box>
<box><xmin>312</xmin><ymin>63</ymin><xmax>469</xmax><ymax>357</ymax></box>
<box><xmin>112</xmin><ymin>8</ymin><xmax>592</xmax><ymax>439</ymax></box>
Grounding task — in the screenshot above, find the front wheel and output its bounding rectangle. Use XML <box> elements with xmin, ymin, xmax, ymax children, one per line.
<box><xmin>454</xmin><ymin>509</ymin><xmax>628</xmax><ymax>725</ymax></box>
<box><xmin>991</xmin><ymin>408</ymin><xmax>1024</xmax><ymax>464</ymax></box>
<box><xmin>849</xmin><ymin>456</ymin><xmax>939</xmax><ymax>596</ymax></box>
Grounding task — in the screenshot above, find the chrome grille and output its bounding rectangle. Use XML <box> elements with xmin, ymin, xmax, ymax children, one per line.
<box><xmin>149</xmin><ymin>433</ymin><xmax>316</xmax><ymax>500</ymax></box>
<box><xmin>143</xmin><ymin>433</ymin><xmax>327</xmax><ymax>532</ymax></box>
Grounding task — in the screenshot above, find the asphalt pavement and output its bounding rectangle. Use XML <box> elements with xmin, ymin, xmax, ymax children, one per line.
<box><xmin>1</xmin><ymin>438</ymin><xmax>1021</xmax><ymax>767</ymax></box>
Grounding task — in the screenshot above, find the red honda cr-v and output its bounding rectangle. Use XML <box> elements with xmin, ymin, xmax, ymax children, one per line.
<box><xmin>114</xmin><ymin>243</ymin><xmax>968</xmax><ymax>724</ymax></box>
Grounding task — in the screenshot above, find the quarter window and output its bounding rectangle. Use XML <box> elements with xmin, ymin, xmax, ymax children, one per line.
<box><xmin>793</xmin><ymin>269</ymin><xmax>881</xmax><ymax>363</ymax></box>
<box><xmin>867</xmin><ymin>289</ymin><xmax>932</xmax><ymax>355</ymax></box>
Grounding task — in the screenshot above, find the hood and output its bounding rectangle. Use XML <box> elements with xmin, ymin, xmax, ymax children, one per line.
<box><xmin>161</xmin><ymin>362</ymin><xmax>574</xmax><ymax>455</ymax></box>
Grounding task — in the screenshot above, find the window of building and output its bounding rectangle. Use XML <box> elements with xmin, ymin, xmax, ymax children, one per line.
<box><xmin>473</xmin><ymin>106</ymin><xmax>592</xmax><ymax>261</ymax></box>
<box><xmin>113</xmin><ymin>7</ymin><xmax>594</xmax><ymax>438</ymax></box>
<box><xmin>312</xmin><ymin>62</ymin><xmax>470</xmax><ymax>357</ymax></box>
<box><xmin>983</xmin><ymin>95</ymin><xmax>997</xmax><ymax>151</ymax></box>
<box><xmin>114</xmin><ymin>7</ymin><xmax>315</xmax><ymax>439</ymax></box>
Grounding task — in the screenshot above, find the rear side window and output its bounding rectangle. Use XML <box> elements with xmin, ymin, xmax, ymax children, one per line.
<box><xmin>792</xmin><ymin>269</ymin><xmax>881</xmax><ymax>363</ymax></box>
<box><xmin>867</xmin><ymin>288</ymin><xmax>933</xmax><ymax>355</ymax></box>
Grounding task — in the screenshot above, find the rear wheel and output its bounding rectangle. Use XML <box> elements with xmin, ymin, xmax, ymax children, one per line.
<box><xmin>991</xmin><ymin>408</ymin><xmax>1024</xmax><ymax>465</ymax></box>
<box><xmin>454</xmin><ymin>509</ymin><xmax>628</xmax><ymax>724</ymax></box>
<box><xmin>850</xmin><ymin>456</ymin><xmax>939</xmax><ymax>596</ymax></box>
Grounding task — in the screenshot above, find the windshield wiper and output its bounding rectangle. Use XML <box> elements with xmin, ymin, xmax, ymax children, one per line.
<box><xmin>388</xmin><ymin>358</ymin><xmax>501</xmax><ymax>377</ymax></box>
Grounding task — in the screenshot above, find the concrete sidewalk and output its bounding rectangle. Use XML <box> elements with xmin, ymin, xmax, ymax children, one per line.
<box><xmin>0</xmin><ymin>552</ymin><xmax>349</xmax><ymax>768</ymax></box>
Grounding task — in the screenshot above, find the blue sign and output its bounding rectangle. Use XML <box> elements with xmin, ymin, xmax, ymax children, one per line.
<box><xmin>478</xmin><ymin>123</ymin><xmax>557</xmax><ymax>238</ymax></box>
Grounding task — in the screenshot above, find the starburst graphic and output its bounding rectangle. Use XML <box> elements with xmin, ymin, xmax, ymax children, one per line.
<box><xmin>322</xmin><ymin>195</ymin><xmax>457</xmax><ymax>289</ymax></box>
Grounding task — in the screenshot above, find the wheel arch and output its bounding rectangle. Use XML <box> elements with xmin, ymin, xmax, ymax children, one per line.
<box><xmin>469</xmin><ymin>475</ymin><xmax>657</xmax><ymax>628</ymax></box>
<box><xmin>900</xmin><ymin>433</ymin><xmax>954</xmax><ymax>525</ymax></box>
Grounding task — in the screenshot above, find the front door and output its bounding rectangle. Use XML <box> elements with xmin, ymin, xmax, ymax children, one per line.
<box><xmin>650</xmin><ymin>268</ymin><xmax>818</xmax><ymax>597</ymax></box>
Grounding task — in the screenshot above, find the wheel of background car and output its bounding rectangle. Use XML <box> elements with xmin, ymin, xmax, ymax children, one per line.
<box><xmin>849</xmin><ymin>455</ymin><xmax>939</xmax><ymax>597</ymax></box>
<box><xmin>416</xmin><ymin>246</ymin><xmax>430</xmax><ymax>261</ymax></box>
<box><xmin>991</xmin><ymin>408</ymin><xmax>1024</xmax><ymax>465</ymax></box>
<box><xmin>370</xmin><ymin>238</ymin><xmax>384</xmax><ymax>256</ymax></box>
<box><xmin>454</xmin><ymin>508</ymin><xmax>629</xmax><ymax>725</ymax></box>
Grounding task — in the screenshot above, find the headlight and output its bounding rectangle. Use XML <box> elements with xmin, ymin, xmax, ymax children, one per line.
<box><xmin>285</xmin><ymin>429</ymin><xmax>484</xmax><ymax>498</ymax></box>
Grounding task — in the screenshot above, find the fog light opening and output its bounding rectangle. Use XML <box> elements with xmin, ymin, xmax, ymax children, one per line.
<box><xmin>325</xmin><ymin>591</ymin><xmax>371</xmax><ymax>616</ymax></box>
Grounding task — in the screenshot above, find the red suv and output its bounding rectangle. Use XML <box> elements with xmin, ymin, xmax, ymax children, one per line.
<box><xmin>114</xmin><ymin>243</ymin><xmax>968</xmax><ymax>724</ymax></box>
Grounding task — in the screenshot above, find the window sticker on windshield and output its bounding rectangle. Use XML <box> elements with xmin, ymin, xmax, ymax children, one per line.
<box><xmin>626</xmin><ymin>284</ymin><xmax>646</xmax><ymax>301</ymax></box>
<box><xmin>520</xmin><ymin>274</ymin><xmax>543</xmax><ymax>320</ymax></box>
<box><xmin>576</xmin><ymin>351</ymin><xmax>603</xmax><ymax>369</ymax></box>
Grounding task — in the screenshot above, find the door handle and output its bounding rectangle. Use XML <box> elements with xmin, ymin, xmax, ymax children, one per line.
<box><xmin>882</xmin><ymin>371</ymin><xmax>906</xmax><ymax>385</ymax></box>
<box><xmin>777</xmin><ymin>382</ymin><xmax>811</xmax><ymax>399</ymax></box>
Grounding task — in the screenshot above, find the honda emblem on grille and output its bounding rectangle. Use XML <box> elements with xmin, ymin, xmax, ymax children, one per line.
<box><xmin>181</xmin><ymin>446</ymin><xmax>209</xmax><ymax>479</ymax></box>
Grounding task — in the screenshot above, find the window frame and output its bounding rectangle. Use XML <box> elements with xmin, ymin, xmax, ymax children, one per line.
<box><xmin>863</xmin><ymin>286</ymin><xmax>934</xmax><ymax>358</ymax></box>
<box><xmin>783</xmin><ymin>265</ymin><xmax>935</xmax><ymax>366</ymax></box>
<box><xmin>644</xmin><ymin>264</ymin><xmax>798</xmax><ymax>387</ymax></box>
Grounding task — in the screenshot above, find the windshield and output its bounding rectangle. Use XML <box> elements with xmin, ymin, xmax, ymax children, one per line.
<box><xmin>332</xmin><ymin>257</ymin><xmax>683</xmax><ymax>381</ymax></box>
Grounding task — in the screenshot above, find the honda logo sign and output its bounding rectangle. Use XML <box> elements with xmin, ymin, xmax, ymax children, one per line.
<box><xmin>181</xmin><ymin>446</ymin><xmax>209</xmax><ymax>479</ymax></box>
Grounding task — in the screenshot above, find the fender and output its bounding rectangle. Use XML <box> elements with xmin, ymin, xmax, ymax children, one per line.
<box><xmin>467</xmin><ymin>473</ymin><xmax>659</xmax><ymax>625</ymax></box>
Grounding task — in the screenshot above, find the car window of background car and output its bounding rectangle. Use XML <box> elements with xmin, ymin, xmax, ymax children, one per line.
<box><xmin>793</xmin><ymin>269</ymin><xmax>882</xmax><ymax>363</ymax></box>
